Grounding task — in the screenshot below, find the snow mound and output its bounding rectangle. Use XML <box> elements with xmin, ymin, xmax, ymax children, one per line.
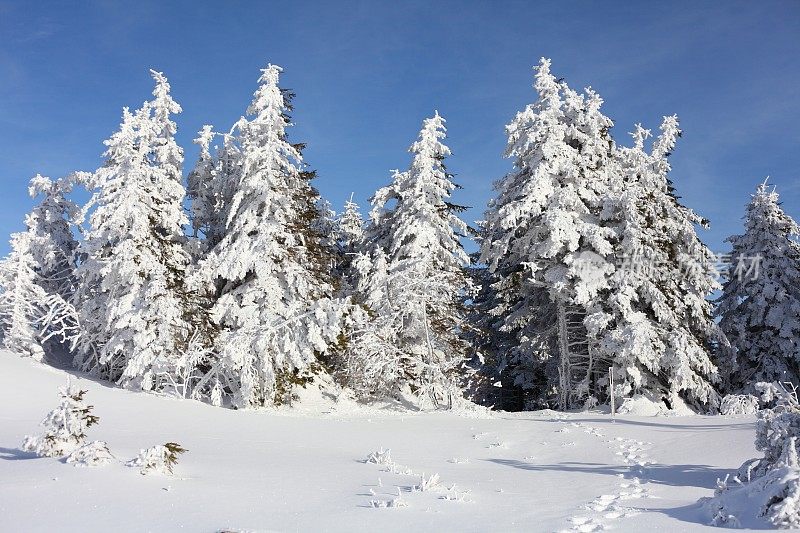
<box><xmin>617</xmin><ymin>394</ymin><xmax>695</xmax><ymax>416</ymax></box>
<box><xmin>65</xmin><ymin>440</ymin><xmax>115</xmax><ymax>467</ymax></box>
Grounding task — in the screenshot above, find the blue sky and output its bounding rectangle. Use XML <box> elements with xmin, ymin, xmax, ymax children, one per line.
<box><xmin>0</xmin><ymin>0</ymin><xmax>798</xmax><ymax>256</ymax></box>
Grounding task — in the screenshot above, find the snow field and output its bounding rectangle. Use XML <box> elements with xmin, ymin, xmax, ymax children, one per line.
<box><xmin>0</xmin><ymin>352</ymin><xmax>758</xmax><ymax>531</ymax></box>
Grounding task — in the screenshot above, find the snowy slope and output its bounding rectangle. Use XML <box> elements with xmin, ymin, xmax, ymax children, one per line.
<box><xmin>0</xmin><ymin>351</ymin><xmax>758</xmax><ymax>532</ymax></box>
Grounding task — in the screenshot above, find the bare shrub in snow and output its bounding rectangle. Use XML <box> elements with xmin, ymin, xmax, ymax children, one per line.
<box><xmin>66</xmin><ymin>440</ymin><xmax>115</xmax><ymax>467</ymax></box>
<box><xmin>388</xmin><ymin>463</ymin><xmax>415</xmax><ymax>476</ymax></box>
<box><xmin>128</xmin><ymin>442</ymin><xmax>186</xmax><ymax>475</ymax></box>
<box><xmin>22</xmin><ymin>382</ymin><xmax>99</xmax><ymax>457</ymax></box>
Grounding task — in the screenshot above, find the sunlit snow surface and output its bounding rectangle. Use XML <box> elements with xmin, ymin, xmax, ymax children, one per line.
<box><xmin>0</xmin><ymin>351</ymin><xmax>758</xmax><ymax>532</ymax></box>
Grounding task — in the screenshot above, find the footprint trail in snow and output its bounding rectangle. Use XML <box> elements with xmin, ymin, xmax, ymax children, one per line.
<box><xmin>556</xmin><ymin>421</ymin><xmax>655</xmax><ymax>532</ymax></box>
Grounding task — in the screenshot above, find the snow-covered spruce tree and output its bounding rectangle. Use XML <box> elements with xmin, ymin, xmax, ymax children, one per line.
<box><xmin>466</xmin><ymin>252</ymin><xmax>558</xmax><ymax>410</ymax></box>
<box><xmin>478</xmin><ymin>58</ymin><xmax>617</xmax><ymax>409</ymax></box>
<box><xmin>717</xmin><ymin>181</ymin><xmax>800</xmax><ymax>390</ymax></box>
<box><xmin>26</xmin><ymin>174</ymin><xmax>80</xmax><ymax>300</ymax></box>
<box><xmin>73</xmin><ymin>70</ymin><xmax>193</xmax><ymax>391</ymax></box>
<box><xmin>200</xmin><ymin>64</ymin><xmax>341</xmax><ymax>408</ymax></box>
<box><xmin>0</xmin><ymin>232</ymin><xmax>50</xmax><ymax>360</ymax></box>
<box><xmin>350</xmin><ymin>112</ymin><xmax>471</xmax><ymax>406</ymax></box>
<box><xmin>187</xmin><ymin>125</ymin><xmax>244</xmax><ymax>252</ymax></box>
<box><xmin>593</xmin><ymin>118</ymin><xmax>723</xmax><ymax>410</ymax></box>
<box><xmin>334</xmin><ymin>193</ymin><xmax>364</xmax><ymax>284</ymax></box>
<box><xmin>338</xmin><ymin>248</ymin><xmax>409</xmax><ymax>398</ymax></box>
<box><xmin>186</xmin><ymin>124</ymin><xmax>218</xmax><ymax>241</ymax></box>
<box><xmin>338</xmin><ymin>193</ymin><xmax>364</xmax><ymax>253</ymax></box>
<box><xmin>22</xmin><ymin>381</ymin><xmax>99</xmax><ymax>457</ymax></box>
<box><xmin>313</xmin><ymin>197</ymin><xmax>341</xmax><ymax>278</ymax></box>
<box><xmin>0</xmin><ymin>174</ymin><xmax>82</xmax><ymax>359</ymax></box>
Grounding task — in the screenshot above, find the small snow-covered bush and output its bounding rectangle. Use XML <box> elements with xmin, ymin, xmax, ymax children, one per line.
<box><xmin>369</xmin><ymin>497</ymin><xmax>407</xmax><ymax>509</ymax></box>
<box><xmin>701</xmin><ymin>382</ymin><xmax>800</xmax><ymax>528</ymax></box>
<box><xmin>414</xmin><ymin>472</ymin><xmax>440</xmax><ymax>492</ymax></box>
<box><xmin>442</xmin><ymin>484</ymin><xmax>471</xmax><ymax>502</ymax></box>
<box><xmin>66</xmin><ymin>440</ymin><xmax>115</xmax><ymax>467</ymax></box>
<box><xmin>22</xmin><ymin>382</ymin><xmax>99</xmax><ymax>458</ymax></box>
<box><xmin>127</xmin><ymin>442</ymin><xmax>186</xmax><ymax>475</ymax></box>
<box><xmin>370</xmin><ymin>487</ymin><xmax>407</xmax><ymax>509</ymax></box>
<box><xmin>365</xmin><ymin>448</ymin><xmax>393</xmax><ymax>466</ymax></box>
<box><xmin>720</xmin><ymin>394</ymin><xmax>760</xmax><ymax>416</ymax></box>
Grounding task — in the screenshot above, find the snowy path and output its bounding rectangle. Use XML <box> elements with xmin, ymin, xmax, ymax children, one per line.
<box><xmin>0</xmin><ymin>352</ymin><xmax>758</xmax><ymax>532</ymax></box>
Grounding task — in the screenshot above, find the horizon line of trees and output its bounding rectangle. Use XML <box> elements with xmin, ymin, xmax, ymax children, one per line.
<box><xmin>1</xmin><ymin>58</ymin><xmax>797</xmax><ymax>412</ymax></box>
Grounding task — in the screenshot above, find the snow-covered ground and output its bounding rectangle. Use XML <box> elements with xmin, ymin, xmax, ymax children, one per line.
<box><xmin>0</xmin><ymin>351</ymin><xmax>758</xmax><ymax>532</ymax></box>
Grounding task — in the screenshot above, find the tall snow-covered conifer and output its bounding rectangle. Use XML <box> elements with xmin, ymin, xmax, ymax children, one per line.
<box><xmin>334</xmin><ymin>194</ymin><xmax>365</xmax><ymax>287</ymax></box>
<box><xmin>598</xmin><ymin>117</ymin><xmax>722</xmax><ymax>409</ymax></box>
<box><xmin>478</xmin><ymin>58</ymin><xmax>617</xmax><ymax>409</ymax></box>
<box><xmin>73</xmin><ymin>70</ymin><xmax>192</xmax><ymax>391</ymax></box>
<box><xmin>0</xmin><ymin>232</ymin><xmax>51</xmax><ymax>360</ymax></box>
<box><xmin>0</xmin><ymin>175</ymin><xmax>82</xmax><ymax>360</ymax></box>
<box><xmin>338</xmin><ymin>194</ymin><xmax>364</xmax><ymax>253</ymax></box>
<box><xmin>26</xmin><ymin>174</ymin><xmax>80</xmax><ymax>300</ymax></box>
<box><xmin>717</xmin><ymin>181</ymin><xmax>800</xmax><ymax>389</ymax></box>
<box><xmin>352</xmin><ymin>112</ymin><xmax>470</xmax><ymax>406</ymax></box>
<box><xmin>186</xmin><ymin>124</ymin><xmax>218</xmax><ymax>241</ymax></box>
<box><xmin>202</xmin><ymin>64</ymin><xmax>340</xmax><ymax>408</ymax></box>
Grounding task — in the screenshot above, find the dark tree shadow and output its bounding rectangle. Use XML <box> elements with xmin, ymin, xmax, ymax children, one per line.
<box><xmin>491</xmin><ymin>414</ymin><xmax>756</xmax><ymax>433</ymax></box>
<box><xmin>0</xmin><ymin>446</ymin><xmax>38</xmax><ymax>461</ymax></box>
<box><xmin>652</xmin><ymin>500</ymin><xmax>775</xmax><ymax>531</ymax></box>
<box><xmin>486</xmin><ymin>457</ymin><xmax>771</xmax><ymax>529</ymax></box>
<box><xmin>563</xmin><ymin>417</ymin><xmax>756</xmax><ymax>433</ymax></box>
<box><xmin>486</xmin><ymin>458</ymin><xmax>737</xmax><ymax>489</ymax></box>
